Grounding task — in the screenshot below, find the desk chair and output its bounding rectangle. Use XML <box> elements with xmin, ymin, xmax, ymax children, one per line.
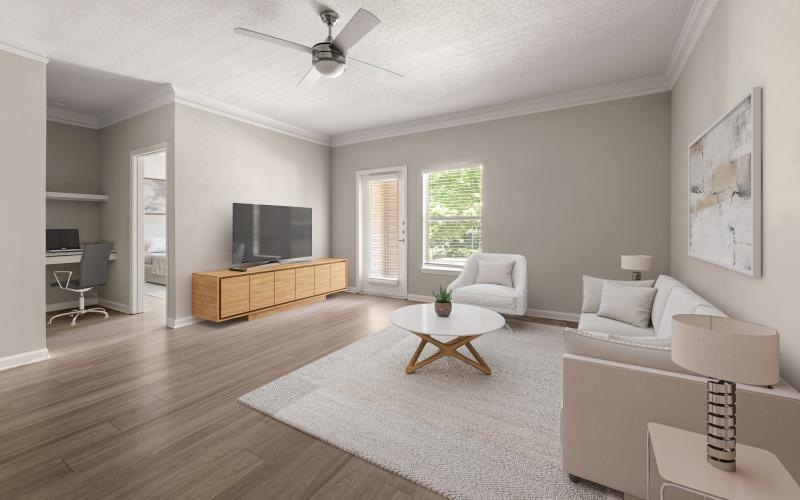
<box><xmin>49</xmin><ymin>242</ymin><xmax>113</xmax><ymax>327</ymax></box>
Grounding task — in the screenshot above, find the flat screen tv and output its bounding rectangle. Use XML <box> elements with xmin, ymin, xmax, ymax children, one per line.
<box><xmin>232</xmin><ymin>203</ymin><xmax>312</xmax><ymax>265</ymax></box>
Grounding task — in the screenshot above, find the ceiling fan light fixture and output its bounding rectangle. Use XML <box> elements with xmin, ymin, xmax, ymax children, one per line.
<box><xmin>312</xmin><ymin>41</ymin><xmax>346</xmax><ymax>78</ymax></box>
<box><xmin>315</xmin><ymin>59</ymin><xmax>345</xmax><ymax>78</ymax></box>
<box><xmin>235</xmin><ymin>7</ymin><xmax>401</xmax><ymax>88</ymax></box>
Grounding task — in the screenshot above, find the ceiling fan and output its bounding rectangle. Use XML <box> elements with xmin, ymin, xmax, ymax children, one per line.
<box><xmin>235</xmin><ymin>8</ymin><xmax>402</xmax><ymax>88</ymax></box>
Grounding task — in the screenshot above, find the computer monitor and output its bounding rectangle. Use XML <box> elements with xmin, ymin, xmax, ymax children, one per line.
<box><xmin>46</xmin><ymin>229</ymin><xmax>80</xmax><ymax>250</ymax></box>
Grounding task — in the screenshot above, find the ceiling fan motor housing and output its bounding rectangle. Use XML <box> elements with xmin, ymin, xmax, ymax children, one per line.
<box><xmin>312</xmin><ymin>41</ymin><xmax>346</xmax><ymax>78</ymax></box>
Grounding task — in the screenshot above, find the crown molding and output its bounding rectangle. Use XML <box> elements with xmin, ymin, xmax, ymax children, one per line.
<box><xmin>0</xmin><ymin>42</ymin><xmax>49</xmax><ymax>64</ymax></box>
<box><xmin>44</xmin><ymin>83</ymin><xmax>331</xmax><ymax>146</ymax></box>
<box><xmin>666</xmin><ymin>0</ymin><xmax>718</xmax><ymax>87</ymax></box>
<box><xmin>46</xmin><ymin>84</ymin><xmax>174</xmax><ymax>130</ymax></box>
<box><xmin>172</xmin><ymin>87</ymin><xmax>331</xmax><ymax>146</ymax></box>
<box><xmin>331</xmin><ymin>74</ymin><xmax>671</xmax><ymax>147</ymax></box>
<box><xmin>97</xmin><ymin>84</ymin><xmax>176</xmax><ymax>128</ymax></box>
<box><xmin>46</xmin><ymin>106</ymin><xmax>100</xmax><ymax>128</ymax></box>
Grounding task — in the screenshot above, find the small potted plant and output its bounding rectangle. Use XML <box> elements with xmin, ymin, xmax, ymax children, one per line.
<box><xmin>433</xmin><ymin>284</ymin><xmax>452</xmax><ymax>317</ymax></box>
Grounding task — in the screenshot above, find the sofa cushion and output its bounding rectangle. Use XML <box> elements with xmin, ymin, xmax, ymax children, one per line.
<box><xmin>608</xmin><ymin>334</ymin><xmax>672</xmax><ymax>348</ymax></box>
<box><xmin>476</xmin><ymin>260</ymin><xmax>514</xmax><ymax>287</ymax></box>
<box><xmin>578</xmin><ymin>313</ymin><xmax>655</xmax><ymax>337</ymax></box>
<box><xmin>451</xmin><ymin>284</ymin><xmax>517</xmax><ymax>310</ymax></box>
<box><xmin>582</xmin><ymin>275</ymin><xmax>655</xmax><ymax>313</ymax></box>
<box><xmin>597</xmin><ymin>283</ymin><xmax>658</xmax><ymax>328</ymax></box>
<box><xmin>651</xmin><ymin>275</ymin><xmax>687</xmax><ymax>332</ymax></box>
<box><xmin>656</xmin><ymin>287</ymin><xmax>713</xmax><ymax>338</ymax></box>
<box><xmin>564</xmin><ymin>328</ymin><xmax>694</xmax><ymax>375</ymax></box>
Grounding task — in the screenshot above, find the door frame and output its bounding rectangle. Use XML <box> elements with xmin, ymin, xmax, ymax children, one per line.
<box><xmin>355</xmin><ymin>166</ymin><xmax>408</xmax><ymax>298</ymax></box>
<box><xmin>130</xmin><ymin>143</ymin><xmax>168</xmax><ymax>316</ymax></box>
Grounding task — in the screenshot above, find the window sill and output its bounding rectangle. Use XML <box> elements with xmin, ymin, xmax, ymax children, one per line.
<box><xmin>420</xmin><ymin>265</ymin><xmax>462</xmax><ymax>276</ymax></box>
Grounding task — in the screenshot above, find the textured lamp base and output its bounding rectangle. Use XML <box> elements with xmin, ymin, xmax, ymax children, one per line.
<box><xmin>631</xmin><ymin>271</ymin><xmax>641</xmax><ymax>281</ymax></box>
<box><xmin>707</xmin><ymin>379</ymin><xmax>736</xmax><ymax>471</ymax></box>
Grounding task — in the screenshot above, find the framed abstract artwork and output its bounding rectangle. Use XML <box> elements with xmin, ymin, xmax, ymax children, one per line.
<box><xmin>688</xmin><ymin>86</ymin><xmax>762</xmax><ymax>277</ymax></box>
<box><xmin>143</xmin><ymin>178</ymin><xmax>167</xmax><ymax>214</ymax></box>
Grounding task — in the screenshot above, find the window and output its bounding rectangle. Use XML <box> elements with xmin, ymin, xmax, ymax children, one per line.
<box><xmin>422</xmin><ymin>165</ymin><xmax>482</xmax><ymax>270</ymax></box>
<box><xmin>367</xmin><ymin>176</ymin><xmax>399</xmax><ymax>282</ymax></box>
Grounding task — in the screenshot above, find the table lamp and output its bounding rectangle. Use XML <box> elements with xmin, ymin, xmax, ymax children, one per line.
<box><xmin>620</xmin><ymin>254</ymin><xmax>652</xmax><ymax>280</ymax></box>
<box><xmin>671</xmin><ymin>314</ymin><xmax>780</xmax><ymax>472</ymax></box>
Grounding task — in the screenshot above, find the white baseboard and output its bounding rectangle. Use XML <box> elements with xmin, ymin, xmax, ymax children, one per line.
<box><xmin>526</xmin><ymin>308</ymin><xmax>580</xmax><ymax>323</ymax></box>
<box><xmin>0</xmin><ymin>348</ymin><xmax>50</xmax><ymax>372</ymax></box>
<box><xmin>345</xmin><ymin>286</ymin><xmax>360</xmax><ymax>293</ymax></box>
<box><xmin>46</xmin><ymin>298</ymin><xmax>99</xmax><ymax>312</ymax></box>
<box><xmin>98</xmin><ymin>299</ymin><xmax>131</xmax><ymax>314</ymax></box>
<box><xmin>167</xmin><ymin>316</ymin><xmax>204</xmax><ymax>329</ymax></box>
<box><xmin>406</xmin><ymin>293</ymin><xmax>435</xmax><ymax>303</ymax></box>
<box><xmin>48</xmin><ymin>298</ymin><xmax>132</xmax><ymax>314</ymax></box>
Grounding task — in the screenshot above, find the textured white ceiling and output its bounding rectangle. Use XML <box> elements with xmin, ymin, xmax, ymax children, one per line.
<box><xmin>47</xmin><ymin>60</ymin><xmax>164</xmax><ymax>115</ymax></box>
<box><xmin>0</xmin><ymin>0</ymin><xmax>692</xmax><ymax>137</ymax></box>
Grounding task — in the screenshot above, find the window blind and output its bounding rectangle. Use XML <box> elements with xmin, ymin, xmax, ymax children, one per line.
<box><xmin>368</xmin><ymin>177</ymin><xmax>399</xmax><ymax>282</ymax></box>
<box><xmin>423</xmin><ymin>166</ymin><xmax>482</xmax><ymax>267</ymax></box>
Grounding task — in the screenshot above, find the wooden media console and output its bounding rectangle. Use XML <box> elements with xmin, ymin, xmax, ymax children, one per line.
<box><xmin>192</xmin><ymin>258</ymin><xmax>347</xmax><ymax>322</ymax></box>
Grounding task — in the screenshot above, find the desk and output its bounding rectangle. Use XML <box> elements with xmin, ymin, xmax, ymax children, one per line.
<box><xmin>646</xmin><ymin>422</ymin><xmax>800</xmax><ymax>499</ymax></box>
<box><xmin>45</xmin><ymin>251</ymin><xmax>117</xmax><ymax>265</ymax></box>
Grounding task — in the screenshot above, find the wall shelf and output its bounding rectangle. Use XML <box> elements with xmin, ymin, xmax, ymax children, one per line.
<box><xmin>46</xmin><ymin>192</ymin><xmax>108</xmax><ymax>202</ymax></box>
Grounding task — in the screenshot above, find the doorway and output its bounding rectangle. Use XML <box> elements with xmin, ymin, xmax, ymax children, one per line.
<box><xmin>357</xmin><ymin>167</ymin><xmax>407</xmax><ymax>298</ymax></box>
<box><xmin>131</xmin><ymin>144</ymin><xmax>168</xmax><ymax>317</ymax></box>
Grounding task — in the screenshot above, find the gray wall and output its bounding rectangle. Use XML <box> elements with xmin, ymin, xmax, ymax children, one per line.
<box><xmin>99</xmin><ymin>104</ymin><xmax>174</xmax><ymax>309</ymax></box>
<box><xmin>0</xmin><ymin>49</ymin><xmax>47</xmax><ymax>360</ymax></box>
<box><xmin>670</xmin><ymin>0</ymin><xmax>800</xmax><ymax>386</ymax></box>
<box><xmin>173</xmin><ymin>104</ymin><xmax>331</xmax><ymax>321</ymax></box>
<box><xmin>46</xmin><ymin>121</ymin><xmax>102</xmax><ymax>307</ymax></box>
<box><xmin>332</xmin><ymin>93</ymin><xmax>671</xmax><ymax>315</ymax></box>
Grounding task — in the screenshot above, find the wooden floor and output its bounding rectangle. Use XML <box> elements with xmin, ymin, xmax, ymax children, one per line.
<box><xmin>0</xmin><ymin>293</ymin><xmax>446</xmax><ymax>499</ymax></box>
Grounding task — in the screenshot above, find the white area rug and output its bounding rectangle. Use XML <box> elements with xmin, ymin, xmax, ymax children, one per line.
<box><xmin>239</xmin><ymin>320</ymin><xmax>620</xmax><ymax>499</ymax></box>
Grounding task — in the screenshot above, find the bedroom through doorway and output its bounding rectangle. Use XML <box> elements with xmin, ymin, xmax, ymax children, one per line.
<box><xmin>131</xmin><ymin>145</ymin><xmax>169</xmax><ymax>317</ymax></box>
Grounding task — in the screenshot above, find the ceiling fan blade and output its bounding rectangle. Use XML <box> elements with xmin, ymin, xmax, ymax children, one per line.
<box><xmin>297</xmin><ymin>66</ymin><xmax>322</xmax><ymax>88</ymax></box>
<box><xmin>332</xmin><ymin>8</ymin><xmax>380</xmax><ymax>53</ymax></box>
<box><xmin>234</xmin><ymin>27</ymin><xmax>312</xmax><ymax>54</ymax></box>
<box><xmin>349</xmin><ymin>57</ymin><xmax>403</xmax><ymax>79</ymax></box>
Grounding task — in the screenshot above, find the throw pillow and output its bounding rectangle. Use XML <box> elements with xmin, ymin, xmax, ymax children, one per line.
<box><xmin>145</xmin><ymin>236</ymin><xmax>167</xmax><ymax>253</ymax></box>
<box><xmin>597</xmin><ymin>282</ymin><xmax>658</xmax><ymax>328</ymax></box>
<box><xmin>476</xmin><ymin>260</ymin><xmax>514</xmax><ymax>287</ymax></box>
<box><xmin>581</xmin><ymin>275</ymin><xmax>655</xmax><ymax>313</ymax></box>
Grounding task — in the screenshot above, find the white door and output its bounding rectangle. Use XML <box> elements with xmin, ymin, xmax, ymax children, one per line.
<box><xmin>360</xmin><ymin>169</ymin><xmax>407</xmax><ymax>298</ymax></box>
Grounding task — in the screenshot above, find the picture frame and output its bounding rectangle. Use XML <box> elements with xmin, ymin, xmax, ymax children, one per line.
<box><xmin>143</xmin><ymin>177</ymin><xmax>167</xmax><ymax>215</ymax></box>
<box><xmin>687</xmin><ymin>86</ymin><xmax>762</xmax><ymax>277</ymax></box>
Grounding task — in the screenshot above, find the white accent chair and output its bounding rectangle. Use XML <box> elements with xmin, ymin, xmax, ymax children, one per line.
<box><xmin>446</xmin><ymin>253</ymin><xmax>527</xmax><ymax>315</ymax></box>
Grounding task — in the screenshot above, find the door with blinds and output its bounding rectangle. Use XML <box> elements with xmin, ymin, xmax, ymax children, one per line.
<box><xmin>360</xmin><ymin>169</ymin><xmax>407</xmax><ymax>298</ymax></box>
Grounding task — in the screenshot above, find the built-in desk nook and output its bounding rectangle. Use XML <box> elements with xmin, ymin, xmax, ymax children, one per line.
<box><xmin>192</xmin><ymin>258</ymin><xmax>347</xmax><ymax>322</ymax></box>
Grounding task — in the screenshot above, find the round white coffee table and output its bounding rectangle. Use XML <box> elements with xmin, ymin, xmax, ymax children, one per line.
<box><xmin>390</xmin><ymin>303</ymin><xmax>505</xmax><ymax>375</ymax></box>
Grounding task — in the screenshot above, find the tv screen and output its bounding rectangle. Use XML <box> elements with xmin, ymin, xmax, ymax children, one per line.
<box><xmin>232</xmin><ymin>203</ymin><xmax>312</xmax><ymax>264</ymax></box>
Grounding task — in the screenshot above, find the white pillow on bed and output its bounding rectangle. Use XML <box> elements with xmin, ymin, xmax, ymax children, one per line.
<box><xmin>145</xmin><ymin>236</ymin><xmax>167</xmax><ymax>253</ymax></box>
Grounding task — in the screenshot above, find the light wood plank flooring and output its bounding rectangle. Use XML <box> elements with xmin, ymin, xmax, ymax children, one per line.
<box><xmin>0</xmin><ymin>293</ymin><xmax>445</xmax><ymax>499</ymax></box>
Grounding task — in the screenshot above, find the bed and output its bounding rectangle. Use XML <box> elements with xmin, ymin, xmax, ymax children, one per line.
<box><xmin>144</xmin><ymin>230</ymin><xmax>167</xmax><ymax>285</ymax></box>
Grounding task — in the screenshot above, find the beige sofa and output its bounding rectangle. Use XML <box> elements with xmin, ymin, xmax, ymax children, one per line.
<box><xmin>561</xmin><ymin>275</ymin><xmax>800</xmax><ymax>499</ymax></box>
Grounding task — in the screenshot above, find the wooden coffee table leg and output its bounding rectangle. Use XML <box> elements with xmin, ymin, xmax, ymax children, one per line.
<box><xmin>406</xmin><ymin>337</ymin><xmax>428</xmax><ymax>374</ymax></box>
<box><xmin>464</xmin><ymin>341</ymin><xmax>492</xmax><ymax>375</ymax></box>
<box><xmin>406</xmin><ymin>333</ymin><xmax>491</xmax><ymax>375</ymax></box>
